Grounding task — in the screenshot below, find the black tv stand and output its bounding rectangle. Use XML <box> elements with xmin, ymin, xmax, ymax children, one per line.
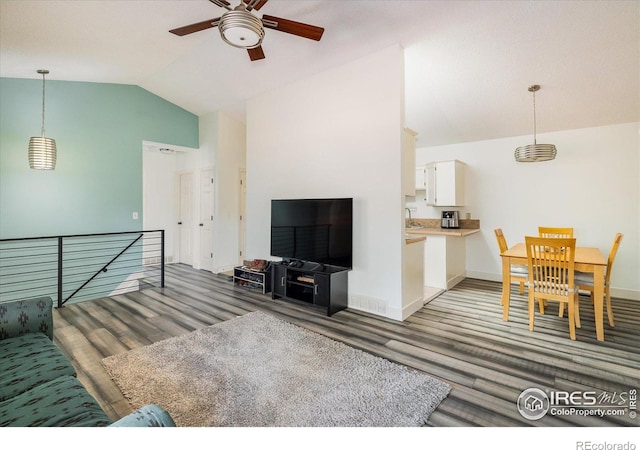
<box><xmin>272</xmin><ymin>261</ymin><xmax>349</xmax><ymax>316</ymax></box>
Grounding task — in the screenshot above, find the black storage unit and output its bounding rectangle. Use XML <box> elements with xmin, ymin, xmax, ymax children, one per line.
<box><xmin>233</xmin><ymin>265</ymin><xmax>272</xmax><ymax>294</ymax></box>
<box><xmin>271</xmin><ymin>261</ymin><xmax>348</xmax><ymax>316</ymax></box>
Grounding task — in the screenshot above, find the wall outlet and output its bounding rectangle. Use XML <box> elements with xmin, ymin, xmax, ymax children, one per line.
<box><xmin>132</xmin><ymin>212</ymin><xmax>139</xmax><ymax>220</ymax></box>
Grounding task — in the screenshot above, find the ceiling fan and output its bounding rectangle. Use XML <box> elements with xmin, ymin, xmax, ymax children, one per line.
<box><xmin>169</xmin><ymin>0</ymin><xmax>325</xmax><ymax>61</ymax></box>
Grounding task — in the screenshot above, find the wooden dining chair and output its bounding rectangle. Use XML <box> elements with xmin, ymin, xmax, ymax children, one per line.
<box><xmin>538</xmin><ymin>227</ymin><xmax>574</xmax><ymax>238</ymax></box>
<box><xmin>536</xmin><ymin>227</ymin><xmax>573</xmax><ymax>311</ymax></box>
<box><xmin>565</xmin><ymin>233</ymin><xmax>622</xmax><ymax>328</ymax></box>
<box><xmin>494</xmin><ymin>228</ymin><xmax>527</xmax><ymax>295</ymax></box>
<box><xmin>525</xmin><ymin>236</ymin><xmax>581</xmax><ymax>340</ymax></box>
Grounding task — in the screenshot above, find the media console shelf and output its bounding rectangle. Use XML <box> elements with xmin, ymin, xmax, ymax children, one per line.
<box><xmin>271</xmin><ymin>261</ymin><xmax>349</xmax><ymax>316</ymax></box>
<box><xmin>233</xmin><ymin>265</ymin><xmax>271</xmax><ymax>294</ymax></box>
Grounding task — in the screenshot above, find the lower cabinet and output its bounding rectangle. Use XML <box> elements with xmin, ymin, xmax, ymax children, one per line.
<box><xmin>424</xmin><ymin>234</ymin><xmax>467</xmax><ymax>290</ymax></box>
<box><xmin>272</xmin><ymin>263</ymin><xmax>287</xmax><ymax>298</ymax></box>
<box><xmin>271</xmin><ymin>262</ymin><xmax>348</xmax><ymax>316</ymax></box>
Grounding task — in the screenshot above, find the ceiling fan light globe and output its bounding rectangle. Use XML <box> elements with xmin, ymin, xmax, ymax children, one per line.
<box><xmin>221</xmin><ymin>27</ymin><xmax>262</xmax><ymax>48</ymax></box>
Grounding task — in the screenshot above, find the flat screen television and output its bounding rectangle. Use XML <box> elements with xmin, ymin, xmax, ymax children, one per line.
<box><xmin>271</xmin><ymin>198</ymin><xmax>353</xmax><ymax>269</ymax></box>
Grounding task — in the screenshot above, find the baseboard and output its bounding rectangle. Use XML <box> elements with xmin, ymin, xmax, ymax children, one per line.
<box><xmin>423</xmin><ymin>287</ymin><xmax>445</xmax><ymax>304</ymax></box>
<box><xmin>400</xmin><ymin>295</ymin><xmax>425</xmax><ymax>321</ymax></box>
<box><xmin>446</xmin><ymin>273</ymin><xmax>466</xmax><ymax>290</ymax></box>
<box><xmin>347</xmin><ymin>296</ymin><xmax>424</xmax><ymax>322</ymax></box>
<box><xmin>610</xmin><ymin>287</ymin><xmax>640</xmax><ymax>301</ymax></box>
<box><xmin>465</xmin><ymin>270</ymin><xmax>640</xmax><ymax>301</ymax></box>
<box><xmin>212</xmin><ymin>264</ymin><xmax>236</xmax><ymax>275</ymax></box>
<box><xmin>466</xmin><ymin>270</ymin><xmax>501</xmax><ymax>282</ymax></box>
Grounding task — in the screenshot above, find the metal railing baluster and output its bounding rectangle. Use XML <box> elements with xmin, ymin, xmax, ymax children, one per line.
<box><xmin>0</xmin><ymin>230</ymin><xmax>165</xmax><ymax>306</ymax></box>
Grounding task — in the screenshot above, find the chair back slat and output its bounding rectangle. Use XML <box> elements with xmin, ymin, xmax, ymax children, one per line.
<box><xmin>525</xmin><ymin>236</ymin><xmax>576</xmax><ymax>298</ymax></box>
<box><xmin>606</xmin><ymin>233</ymin><xmax>623</xmax><ymax>282</ymax></box>
<box><xmin>525</xmin><ymin>235</ymin><xmax>579</xmax><ymax>340</ymax></box>
<box><xmin>538</xmin><ymin>226</ymin><xmax>574</xmax><ymax>239</ymax></box>
<box><xmin>494</xmin><ymin>228</ymin><xmax>508</xmax><ymax>253</ymax></box>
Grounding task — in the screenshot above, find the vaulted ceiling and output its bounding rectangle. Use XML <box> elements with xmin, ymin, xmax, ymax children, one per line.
<box><xmin>1</xmin><ymin>0</ymin><xmax>638</xmax><ymax>147</ymax></box>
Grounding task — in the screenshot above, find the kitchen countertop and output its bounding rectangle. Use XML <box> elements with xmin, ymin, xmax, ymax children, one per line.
<box><xmin>405</xmin><ymin>227</ymin><xmax>481</xmax><ymax>237</ymax></box>
<box><xmin>405</xmin><ymin>235</ymin><xmax>426</xmax><ymax>244</ymax></box>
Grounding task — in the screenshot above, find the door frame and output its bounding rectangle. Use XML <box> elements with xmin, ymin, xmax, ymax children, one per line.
<box><xmin>199</xmin><ymin>167</ymin><xmax>215</xmax><ymax>272</ymax></box>
<box><xmin>239</xmin><ymin>168</ymin><xmax>246</xmax><ymax>264</ymax></box>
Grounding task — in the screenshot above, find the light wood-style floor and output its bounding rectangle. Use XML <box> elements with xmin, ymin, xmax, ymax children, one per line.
<box><xmin>52</xmin><ymin>263</ymin><xmax>639</xmax><ymax>427</ymax></box>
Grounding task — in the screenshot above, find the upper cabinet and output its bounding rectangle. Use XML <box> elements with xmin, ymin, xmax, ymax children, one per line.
<box><xmin>415</xmin><ymin>166</ymin><xmax>427</xmax><ymax>191</ymax></box>
<box><xmin>417</xmin><ymin>160</ymin><xmax>466</xmax><ymax>206</ymax></box>
<box><xmin>402</xmin><ymin>128</ymin><xmax>418</xmax><ymax>196</ymax></box>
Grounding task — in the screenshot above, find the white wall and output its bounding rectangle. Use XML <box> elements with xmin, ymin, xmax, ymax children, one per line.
<box><xmin>246</xmin><ymin>45</ymin><xmax>406</xmax><ymax>318</ymax></box>
<box><xmin>197</xmin><ymin>111</ymin><xmax>249</xmax><ymax>273</ymax></box>
<box><xmin>409</xmin><ymin>122</ymin><xmax>640</xmax><ymax>299</ymax></box>
<box><xmin>212</xmin><ymin>112</ymin><xmax>247</xmax><ymax>272</ymax></box>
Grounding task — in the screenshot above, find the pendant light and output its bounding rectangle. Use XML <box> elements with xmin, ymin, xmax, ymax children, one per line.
<box><xmin>28</xmin><ymin>69</ymin><xmax>57</xmax><ymax>170</ymax></box>
<box><xmin>514</xmin><ymin>84</ymin><xmax>556</xmax><ymax>162</ymax></box>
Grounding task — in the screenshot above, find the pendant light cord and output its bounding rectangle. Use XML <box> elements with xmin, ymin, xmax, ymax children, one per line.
<box><xmin>40</xmin><ymin>72</ymin><xmax>46</xmax><ymax>137</ymax></box>
<box><xmin>532</xmin><ymin>89</ymin><xmax>537</xmax><ymax>145</ymax></box>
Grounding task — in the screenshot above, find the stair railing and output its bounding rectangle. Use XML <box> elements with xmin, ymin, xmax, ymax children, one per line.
<box><xmin>0</xmin><ymin>230</ymin><xmax>165</xmax><ymax>307</ymax></box>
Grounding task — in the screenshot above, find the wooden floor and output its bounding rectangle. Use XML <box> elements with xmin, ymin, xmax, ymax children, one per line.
<box><xmin>52</xmin><ymin>263</ymin><xmax>639</xmax><ymax>427</ymax></box>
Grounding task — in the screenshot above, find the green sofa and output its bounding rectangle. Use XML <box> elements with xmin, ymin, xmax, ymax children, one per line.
<box><xmin>0</xmin><ymin>296</ymin><xmax>175</xmax><ymax>427</ymax></box>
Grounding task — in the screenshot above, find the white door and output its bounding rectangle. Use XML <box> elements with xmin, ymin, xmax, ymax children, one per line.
<box><xmin>199</xmin><ymin>169</ymin><xmax>214</xmax><ymax>271</ymax></box>
<box><xmin>178</xmin><ymin>172</ymin><xmax>194</xmax><ymax>265</ymax></box>
<box><xmin>239</xmin><ymin>169</ymin><xmax>246</xmax><ymax>263</ymax></box>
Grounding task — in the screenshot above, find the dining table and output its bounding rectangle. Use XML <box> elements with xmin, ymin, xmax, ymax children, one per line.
<box><xmin>501</xmin><ymin>243</ymin><xmax>608</xmax><ymax>341</ymax></box>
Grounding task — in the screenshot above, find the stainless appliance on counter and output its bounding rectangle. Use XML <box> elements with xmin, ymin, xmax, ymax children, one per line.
<box><xmin>441</xmin><ymin>211</ymin><xmax>460</xmax><ymax>229</ymax></box>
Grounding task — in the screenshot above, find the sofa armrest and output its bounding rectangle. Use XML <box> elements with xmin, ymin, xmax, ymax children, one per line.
<box><xmin>0</xmin><ymin>297</ymin><xmax>54</xmax><ymax>341</ymax></box>
<box><xmin>108</xmin><ymin>404</ymin><xmax>176</xmax><ymax>427</ymax></box>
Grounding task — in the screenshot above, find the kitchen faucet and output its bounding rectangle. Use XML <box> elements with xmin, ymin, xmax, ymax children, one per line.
<box><xmin>405</xmin><ymin>207</ymin><xmax>412</xmax><ymax>226</ymax></box>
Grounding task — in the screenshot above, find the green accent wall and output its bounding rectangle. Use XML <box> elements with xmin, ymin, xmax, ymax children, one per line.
<box><xmin>0</xmin><ymin>78</ymin><xmax>198</xmax><ymax>238</ymax></box>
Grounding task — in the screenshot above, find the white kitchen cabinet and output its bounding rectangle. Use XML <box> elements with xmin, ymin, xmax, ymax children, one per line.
<box><xmin>415</xmin><ymin>166</ymin><xmax>426</xmax><ymax>190</ymax></box>
<box><xmin>402</xmin><ymin>128</ymin><xmax>418</xmax><ymax>196</ymax></box>
<box><xmin>406</xmin><ymin>228</ymin><xmax>481</xmax><ymax>294</ymax></box>
<box><xmin>424</xmin><ymin>234</ymin><xmax>466</xmax><ymax>290</ymax></box>
<box><xmin>402</xmin><ymin>237</ymin><xmax>425</xmax><ymax>320</ymax></box>
<box><xmin>423</xmin><ymin>160</ymin><xmax>465</xmax><ymax>207</ymax></box>
<box><xmin>425</xmin><ymin>162</ymin><xmax>436</xmax><ymax>203</ymax></box>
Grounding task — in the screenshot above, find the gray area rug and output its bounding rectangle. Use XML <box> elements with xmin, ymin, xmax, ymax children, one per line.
<box><xmin>102</xmin><ymin>311</ymin><xmax>451</xmax><ymax>427</ymax></box>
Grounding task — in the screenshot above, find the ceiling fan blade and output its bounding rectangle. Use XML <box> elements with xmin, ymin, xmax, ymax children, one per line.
<box><xmin>209</xmin><ymin>0</ymin><xmax>231</xmax><ymax>9</ymax></box>
<box><xmin>247</xmin><ymin>46</ymin><xmax>266</xmax><ymax>61</ymax></box>
<box><xmin>243</xmin><ymin>0</ymin><xmax>269</xmax><ymax>11</ymax></box>
<box><xmin>169</xmin><ymin>18</ymin><xmax>221</xmax><ymax>36</ymax></box>
<box><xmin>262</xmin><ymin>15</ymin><xmax>324</xmax><ymax>41</ymax></box>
